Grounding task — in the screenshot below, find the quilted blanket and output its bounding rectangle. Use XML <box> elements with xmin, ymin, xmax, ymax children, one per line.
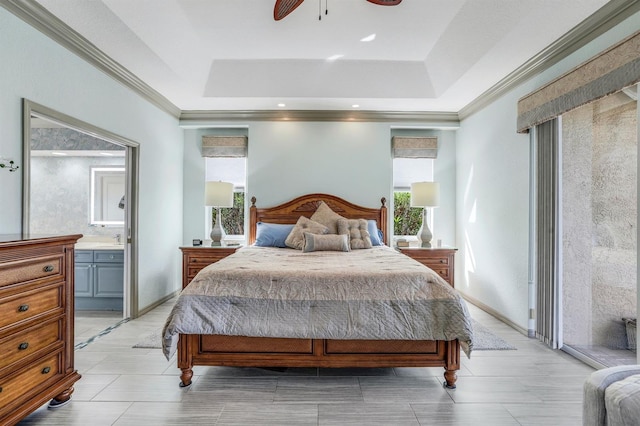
<box><xmin>162</xmin><ymin>245</ymin><xmax>474</xmax><ymax>359</ymax></box>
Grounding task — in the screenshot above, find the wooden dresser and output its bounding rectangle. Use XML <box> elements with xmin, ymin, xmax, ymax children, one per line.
<box><xmin>180</xmin><ymin>246</ymin><xmax>239</xmax><ymax>288</ymax></box>
<box><xmin>398</xmin><ymin>247</ymin><xmax>457</xmax><ymax>288</ymax></box>
<box><xmin>0</xmin><ymin>234</ymin><xmax>82</xmax><ymax>425</ymax></box>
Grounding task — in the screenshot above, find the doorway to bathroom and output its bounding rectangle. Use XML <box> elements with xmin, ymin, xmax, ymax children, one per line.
<box><xmin>22</xmin><ymin>100</ymin><xmax>139</xmax><ymax>340</ymax></box>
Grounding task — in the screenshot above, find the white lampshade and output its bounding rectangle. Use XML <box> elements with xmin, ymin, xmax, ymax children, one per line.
<box><xmin>205</xmin><ymin>181</ymin><xmax>234</xmax><ymax>207</ymax></box>
<box><xmin>410</xmin><ymin>182</ymin><xmax>440</xmax><ymax>207</ymax></box>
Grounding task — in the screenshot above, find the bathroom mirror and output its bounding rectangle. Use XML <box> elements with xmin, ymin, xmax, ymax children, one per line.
<box><xmin>90</xmin><ymin>166</ymin><xmax>125</xmax><ymax>226</ymax></box>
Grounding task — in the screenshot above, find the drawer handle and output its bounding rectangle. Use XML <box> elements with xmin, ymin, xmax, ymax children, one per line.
<box><xmin>440</xmin><ymin>260</ymin><xmax>446</xmax><ymax>263</ymax></box>
<box><xmin>18</xmin><ymin>304</ymin><xmax>29</xmax><ymax>312</ymax></box>
<box><xmin>42</xmin><ymin>367</ymin><xmax>51</xmax><ymax>374</ymax></box>
<box><xmin>43</xmin><ymin>265</ymin><xmax>54</xmax><ymax>272</ymax></box>
<box><xmin>18</xmin><ymin>342</ymin><xmax>29</xmax><ymax>351</ymax></box>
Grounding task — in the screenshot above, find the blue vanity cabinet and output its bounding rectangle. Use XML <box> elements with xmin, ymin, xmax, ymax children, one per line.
<box><xmin>74</xmin><ymin>250</ymin><xmax>94</xmax><ymax>297</ymax></box>
<box><xmin>75</xmin><ymin>249</ymin><xmax>124</xmax><ymax>310</ymax></box>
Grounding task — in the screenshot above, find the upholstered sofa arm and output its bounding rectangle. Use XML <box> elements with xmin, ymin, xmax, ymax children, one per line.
<box><xmin>583</xmin><ymin>365</ymin><xmax>640</xmax><ymax>426</ymax></box>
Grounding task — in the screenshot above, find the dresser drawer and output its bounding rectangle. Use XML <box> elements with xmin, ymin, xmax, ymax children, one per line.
<box><xmin>0</xmin><ymin>255</ymin><xmax>63</xmax><ymax>288</ymax></box>
<box><xmin>427</xmin><ymin>266</ymin><xmax>450</xmax><ymax>281</ymax></box>
<box><xmin>423</xmin><ymin>256</ymin><xmax>450</xmax><ymax>266</ymax></box>
<box><xmin>0</xmin><ymin>352</ymin><xmax>61</xmax><ymax>409</ymax></box>
<box><xmin>181</xmin><ymin>247</ymin><xmax>238</xmax><ymax>289</ymax></box>
<box><xmin>0</xmin><ymin>319</ymin><xmax>61</xmax><ymax>371</ymax></box>
<box><xmin>187</xmin><ymin>253</ymin><xmax>233</xmax><ymax>266</ymax></box>
<box><xmin>398</xmin><ymin>247</ymin><xmax>456</xmax><ymax>288</ymax></box>
<box><xmin>0</xmin><ymin>286</ymin><xmax>62</xmax><ymax>329</ymax></box>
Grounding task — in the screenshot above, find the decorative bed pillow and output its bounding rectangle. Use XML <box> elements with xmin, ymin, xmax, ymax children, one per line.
<box><xmin>310</xmin><ymin>201</ymin><xmax>344</xmax><ymax>234</ymax></box>
<box><xmin>255</xmin><ymin>222</ymin><xmax>295</xmax><ymax>248</ymax></box>
<box><xmin>367</xmin><ymin>219</ymin><xmax>383</xmax><ymax>246</ymax></box>
<box><xmin>337</xmin><ymin>218</ymin><xmax>372</xmax><ymax>249</ymax></box>
<box><xmin>285</xmin><ymin>216</ymin><xmax>329</xmax><ymax>249</ymax></box>
<box><xmin>302</xmin><ymin>232</ymin><xmax>350</xmax><ymax>253</ymax></box>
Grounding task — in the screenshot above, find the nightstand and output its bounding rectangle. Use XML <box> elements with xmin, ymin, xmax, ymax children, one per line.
<box><xmin>180</xmin><ymin>246</ymin><xmax>240</xmax><ymax>288</ymax></box>
<box><xmin>398</xmin><ymin>247</ymin><xmax>457</xmax><ymax>288</ymax></box>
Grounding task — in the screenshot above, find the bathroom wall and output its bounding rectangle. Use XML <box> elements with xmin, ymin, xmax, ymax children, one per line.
<box><xmin>30</xmin><ymin>155</ymin><xmax>125</xmax><ymax>238</ymax></box>
<box><xmin>30</xmin><ymin>127</ymin><xmax>125</xmax><ymax>238</ymax></box>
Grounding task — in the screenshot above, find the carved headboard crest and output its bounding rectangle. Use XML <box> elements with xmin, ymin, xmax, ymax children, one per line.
<box><xmin>293</xmin><ymin>200</ymin><xmax>346</xmax><ymax>214</ymax></box>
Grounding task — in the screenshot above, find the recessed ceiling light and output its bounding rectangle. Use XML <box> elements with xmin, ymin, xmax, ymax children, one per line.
<box><xmin>51</xmin><ymin>152</ymin><xmax>67</xmax><ymax>156</ymax></box>
<box><xmin>327</xmin><ymin>54</ymin><xmax>344</xmax><ymax>61</ymax></box>
<box><xmin>278</xmin><ymin>103</ymin><xmax>286</xmax><ymax>107</ymax></box>
<box><xmin>360</xmin><ymin>33</ymin><xmax>376</xmax><ymax>42</ymax></box>
<box><xmin>352</xmin><ymin>104</ymin><xmax>360</xmax><ymax>108</ymax></box>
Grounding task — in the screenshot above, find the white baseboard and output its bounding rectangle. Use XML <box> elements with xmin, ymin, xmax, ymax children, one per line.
<box><xmin>459</xmin><ymin>291</ymin><xmax>530</xmax><ymax>337</ymax></box>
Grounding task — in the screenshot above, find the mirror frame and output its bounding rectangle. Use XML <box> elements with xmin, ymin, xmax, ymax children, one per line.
<box><xmin>90</xmin><ymin>166</ymin><xmax>126</xmax><ymax>226</ymax></box>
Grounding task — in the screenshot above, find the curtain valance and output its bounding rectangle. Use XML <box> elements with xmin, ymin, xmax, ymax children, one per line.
<box><xmin>202</xmin><ymin>135</ymin><xmax>248</xmax><ymax>157</ymax></box>
<box><xmin>517</xmin><ymin>30</ymin><xmax>640</xmax><ymax>133</ymax></box>
<box><xmin>392</xmin><ymin>136</ymin><xmax>438</xmax><ymax>158</ymax></box>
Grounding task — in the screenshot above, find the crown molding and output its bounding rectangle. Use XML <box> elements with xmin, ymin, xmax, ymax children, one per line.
<box><xmin>1</xmin><ymin>0</ymin><xmax>181</xmax><ymax>118</ymax></box>
<box><xmin>458</xmin><ymin>0</ymin><xmax>640</xmax><ymax>120</ymax></box>
<box><xmin>179</xmin><ymin>109</ymin><xmax>460</xmax><ymax>128</ymax></box>
<box><xmin>4</xmin><ymin>0</ymin><xmax>638</xmax><ymax>124</ymax></box>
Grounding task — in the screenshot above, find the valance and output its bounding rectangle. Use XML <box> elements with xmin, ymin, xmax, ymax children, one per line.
<box><xmin>202</xmin><ymin>135</ymin><xmax>248</xmax><ymax>157</ymax></box>
<box><xmin>517</xmin><ymin>30</ymin><xmax>640</xmax><ymax>133</ymax></box>
<box><xmin>392</xmin><ymin>136</ymin><xmax>438</xmax><ymax>158</ymax></box>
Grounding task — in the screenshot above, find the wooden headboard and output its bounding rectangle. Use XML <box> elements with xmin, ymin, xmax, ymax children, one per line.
<box><xmin>249</xmin><ymin>193</ymin><xmax>388</xmax><ymax>245</ymax></box>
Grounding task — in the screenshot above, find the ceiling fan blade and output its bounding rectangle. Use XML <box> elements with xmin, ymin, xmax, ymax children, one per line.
<box><xmin>274</xmin><ymin>0</ymin><xmax>305</xmax><ymax>21</ymax></box>
<box><xmin>366</xmin><ymin>0</ymin><xmax>403</xmax><ymax>5</ymax></box>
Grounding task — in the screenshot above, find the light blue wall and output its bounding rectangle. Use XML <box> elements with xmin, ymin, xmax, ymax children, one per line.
<box><xmin>0</xmin><ymin>8</ymin><xmax>184</xmax><ymax>312</ymax></box>
<box><xmin>183</xmin><ymin>121</ymin><xmax>458</xmax><ymax>246</ymax></box>
<box><xmin>248</xmin><ymin>121</ymin><xmax>391</xmax><ymax>208</ymax></box>
<box><xmin>456</xmin><ymin>11</ymin><xmax>640</xmax><ymax>329</ymax></box>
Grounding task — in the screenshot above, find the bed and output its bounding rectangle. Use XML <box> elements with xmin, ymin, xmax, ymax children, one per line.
<box><xmin>163</xmin><ymin>193</ymin><xmax>473</xmax><ymax>389</ymax></box>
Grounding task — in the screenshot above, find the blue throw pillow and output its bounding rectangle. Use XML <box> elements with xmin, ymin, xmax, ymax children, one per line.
<box><xmin>367</xmin><ymin>220</ymin><xmax>383</xmax><ymax>246</ymax></box>
<box><xmin>255</xmin><ymin>222</ymin><xmax>295</xmax><ymax>248</ymax></box>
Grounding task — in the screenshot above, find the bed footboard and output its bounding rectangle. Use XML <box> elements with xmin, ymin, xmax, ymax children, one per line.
<box><xmin>177</xmin><ymin>334</ymin><xmax>460</xmax><ymax>388</ymax></box>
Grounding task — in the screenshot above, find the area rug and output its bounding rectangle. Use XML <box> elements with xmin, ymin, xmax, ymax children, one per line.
<box><xmin>132</xmin><ymin>320</ymin><xmax>516</xmax><ymax>351</ymax></box>
<box><xmin>471</xmin><ymin>319</ymin><xmax>517</xmax><ymax>350</ymax></box>
<box><xmin>132</xmin><ymin>330</ymin><xmax>162</xmax><ymax>348</ymax></box>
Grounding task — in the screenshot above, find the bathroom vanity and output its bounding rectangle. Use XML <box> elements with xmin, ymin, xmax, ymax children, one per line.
<box><xmin>74</xmin><ymin>245</ymin><xmax>123</xmax><ymax>311</ymax></box>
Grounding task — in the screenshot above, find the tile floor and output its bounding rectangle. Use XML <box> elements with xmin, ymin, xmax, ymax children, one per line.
<box><xmin>19</xmin><ymin>301</ymin><xmax>596</xmax><ymax>425</ymax></box>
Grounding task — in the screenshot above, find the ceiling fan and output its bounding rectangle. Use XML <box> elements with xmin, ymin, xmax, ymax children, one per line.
<box><xmin>274</xmin><ymin>0</ymin><xmax>402</xmax><ymax>21</ymax></box>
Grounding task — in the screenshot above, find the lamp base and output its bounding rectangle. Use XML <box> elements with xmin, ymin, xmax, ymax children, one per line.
<box><xmin>417</xmin><ymin>208</ymin><xmax>433</xmax><ymax>248</ymax></box>
<box><xmin>210</xmin><ymin>207</ymin><xmax>226</xmax><ymax>246</ymax></box>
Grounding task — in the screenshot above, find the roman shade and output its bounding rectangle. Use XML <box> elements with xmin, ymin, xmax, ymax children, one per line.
<box><xmin>392</xmin><ymin>136</ymin><xmax>438</xmax><ymax>158</ymax></box>
<box><xmin>202</xmin><ymin>135</ymin><xmax>248</xmax><ymax>157</ymax></box>
<box><xmin>517</xmin><ymin>29</ymin><xmax>640</xmax><ymax>133</ymax></box>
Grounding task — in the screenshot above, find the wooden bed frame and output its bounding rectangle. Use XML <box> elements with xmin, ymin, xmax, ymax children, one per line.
<box><xmin>177</xmin><ymin>194</ymin><xmax>461</xmax><ymax>388</ymax></box>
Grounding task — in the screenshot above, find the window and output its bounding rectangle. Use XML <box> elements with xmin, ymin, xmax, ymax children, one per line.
<box><xmin>392</xmin><ymin>157</ymin><xmax>434</xmax><ymax>237</ymax></box>
<box><xmin>393</xmin><ymin>191</ymin><xmax>422</xmax><ymax>235</ymax></box>
<box><xmin>205</xmin><ymin>157</ymin><xmax>246</xmax><ymax>239</ymax></box>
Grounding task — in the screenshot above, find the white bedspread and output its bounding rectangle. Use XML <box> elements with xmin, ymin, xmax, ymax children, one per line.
<box><xmin>162</xmin><ymin>245</ymin><xmax>474</xmax><ymax>359</ymax></box>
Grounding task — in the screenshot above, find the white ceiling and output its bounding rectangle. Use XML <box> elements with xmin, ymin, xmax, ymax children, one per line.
<box><xmin>36</xmin><ymin>0</ymin><xmax>609</xmax><ymax>112</ymax></box>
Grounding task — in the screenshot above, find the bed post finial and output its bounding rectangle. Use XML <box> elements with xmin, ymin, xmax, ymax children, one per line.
<box><xmin>251</xmin><ymin>196</ymin><xmax>256</xmax><ymax>207</ymax></box>
<box><xmin>381</xmin><ymin>197</ymin><xmax>386</xmax><ymax>207</ymax></box>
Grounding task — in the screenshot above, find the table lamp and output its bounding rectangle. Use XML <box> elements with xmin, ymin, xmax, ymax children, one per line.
<box><xmin>410</xmin><ymin>181</ymin><xmax>440</xmax><ymax>248</ymax></box>
<box><xmin>205</xmin><ymin>181</ymin><xmax>234</xmax><ymax>246</ymax></box>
